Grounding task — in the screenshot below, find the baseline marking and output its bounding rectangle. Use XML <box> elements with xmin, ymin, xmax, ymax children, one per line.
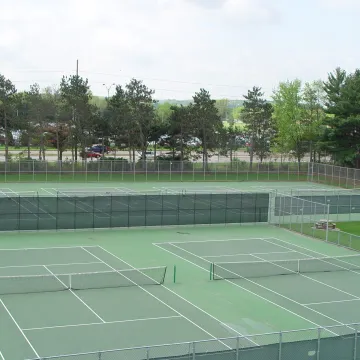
<box><xmin>81</xmin><ymin>246</ymin><xmax>244</xmax><ymax>348</ymax></box>
<box><xmin>170</xmin><ymin>242</ymin><xmax>354</xmax><ymax>331</ymax></box>
<box><xmin>202</xmin><ymin>251</ymin><xmax>296</xmax><ymax>258</ymax></box>
<box><xmin>0</xmin><ymin>261</ymin><xmax>102</xmax><ymax>270</ymax></box>
<box><xmin>303</xmin><ymin>299</ymin><xmax>360</xmax><ymax>306</ymax></box>
<box><xmin>0</xmin><ymin>299</ymin><xmax>40</xmax><ymax>358</ymax></box>
<box><xmin>154</xmin><ymin>243</ymin><xmax>339</xmax><ymax>335</ymax></box>
<box><xmin>153</xmin><ymin>237</ymin><xmax>273</xmax><ymax>245</ymax></box>
<box><xmin>0</xmin><ymin>245</ymin><xmax>98</xmax><ymax>251</ymax></box>
<box><xmin>22</xmin><ymin>315</ymin><xmax>182</xmax><ymax>331</ymax></box>
<box><xmin>43</xmin><ymin>265</ymin><xmax>105</xmax><ymax>323</ymax></box>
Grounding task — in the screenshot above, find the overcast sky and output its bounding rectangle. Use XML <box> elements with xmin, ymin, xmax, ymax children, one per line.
<box><xmin>0</xmin><ymin>0</ymin><xmax>359</xmax><ymax>100</ymax></box>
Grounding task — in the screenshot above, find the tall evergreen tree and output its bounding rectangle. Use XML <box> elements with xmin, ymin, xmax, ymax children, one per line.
<box><xmin>241</xmin><ymin>86</ymin><xmax>274</xmax><ymax>166</ymax></box>
<box><xmin>322</xmin><ymin>68</ymin><xmax>360</xmax><ymax>167</ymax></box>
<box><xmin>191</xmin><ymin>89</ymin><xmax>223</xmax><ymax>168</ymax></box>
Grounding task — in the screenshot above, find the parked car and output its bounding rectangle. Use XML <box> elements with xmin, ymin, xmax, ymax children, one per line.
<box><xmin>80</xmin><ymin>151</ymin><xmax>101</xmax><ymax>159</ymax></box>
<box><xmin>91</xmin><ymin>145</ymin><xmax>110</xmax><ymax>154</ymax></box>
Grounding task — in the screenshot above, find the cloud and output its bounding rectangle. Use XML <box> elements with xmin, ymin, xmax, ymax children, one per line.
<box><xmin>0</xmin><ymin>0</ymin><xmax>358</xmax><ymax>100</ymax></box>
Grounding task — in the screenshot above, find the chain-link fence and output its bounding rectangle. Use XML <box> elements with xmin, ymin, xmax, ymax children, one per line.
<box><xmin>308</xmin><ymin>163</ymin><xmax>360</xmax><ymax>188</ymax></box>
<box><xmin>269</xmin><ymin>192</ymin><xmax>360</xmax><ymax>251</ymax></box>
<box><xmin>27</xmin><ymin>323</ymin><xmax>360</xmax><ymax>360</ymax></box>
<box><xmin>0</xmin><ymin>192</ymin><xmax>269</xmax><ymax>231</ymax></box>
<box><xmin>0</xmin><ymin>160</ymin><xmax>309</xmax><ymax>182</ymax></box>
<box><xmin>289</xmin><ymin>188</ymin><xmax>360</xmax><ymax>222</ymax></box>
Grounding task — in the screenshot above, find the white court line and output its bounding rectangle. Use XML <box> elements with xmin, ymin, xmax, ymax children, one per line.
<box><xmin>202</xmin><ymin>251</ymin><xmax>297</xmax><ymax>258</ymax></box>
<box><xmin>41</xmin><ymin>188</ymin><xmax>56</xmax><ymax>195</ymax></box>
<box><xmin>249</xmin><ymin>251</ymin><xmax>360</xmax><ymax>302</ymax></box>
<box><xmin>43</xmin><ymin>265</ymin><xmax>106</xmax><ymax>323</ymax></box>
<box><xmin>155</xmin><ymin>242</ymin><xmax>339</xmax><ymax>335</ymax></box>
<box><xmin>266</xmin><ymin>237</ymin><xmax>360</xmax><ymax>276</ymax></box>
<box><xmin>0</xmin><ymin>351</ymin><xmax>5</xmax><ymax>360</ymax></box>
<box><xmin>0</xmin><ymin>299</ymin><xmax>40</xmax><ymax>358</ymax></box>
<box><xmin>81</xmin><ymin>246</ymin><xmax>248</xmax><ymax>348</ymax></box>
<box><xmin>153</xmin><ymin>237</ymin><xmax>272</xmax><ymax>245</ymax></box>
<box><xmin>17</xmin><ymin>191</ymin><xmax>57</xmax><ymax>220</ymax></box>
<box><xmin>53</xmin><ymin>188</ymin><xmax>111</xmax><ymax>218</ymax></box>
<box><xmin>303</xmin><ymin>299</ymin><xmax>360</xmax><ymax>306</ymax></box>
<box><xmin>23</xmin><ymin>315</ymin><xmax>182</xmax><ymax>331</ymax></box>
<box><xmin>3</xmin><ymin>190</ymin><xmax>39</xmax><ymax>219</ymax></box>
<box><xmin>0</xmin><ymin>261</ymin><xmax>102</xmax><ymax>270</ymax></box>
<box><xmin>0</xmin><ymin>245</ymin><xmax>98</xmax><ymax>251</ymax></box>
<box><xmin>170</xmin><ymin>242</ymin><xmax>356</xmax><ymax>332</ymax></box>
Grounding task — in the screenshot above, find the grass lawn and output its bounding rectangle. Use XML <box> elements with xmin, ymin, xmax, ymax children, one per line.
<box><xmin>337</xmin><ymin>221</ymin><xmax>360</xmax><ymax>236</ymax></box>
<box><xmin>280</xmin><ymin>221</ymin><xmax>360</xmax><ymax>251</ymax></box>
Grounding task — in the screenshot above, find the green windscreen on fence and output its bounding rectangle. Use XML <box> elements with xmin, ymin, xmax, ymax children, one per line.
<box><xmin>0</xmin><ymin>192</ymin><xmax>269</xmax><ymax>231</ymax></box>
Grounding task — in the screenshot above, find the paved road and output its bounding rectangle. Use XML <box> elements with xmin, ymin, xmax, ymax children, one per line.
<box><xmin>0</xmin><ymin>149</ymin><xmax>312</xmax><ymax>162</ymax></box>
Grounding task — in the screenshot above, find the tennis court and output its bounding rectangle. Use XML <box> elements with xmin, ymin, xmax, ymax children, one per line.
<box><xmin>1</xmin><ymin>244</ymin><xmax>256</xmax><ymax>360</ymax></box>
<box><xmin>1</xmin><ymin>181</ymin><xmax>360</xmax><ymax>360</ymax></box>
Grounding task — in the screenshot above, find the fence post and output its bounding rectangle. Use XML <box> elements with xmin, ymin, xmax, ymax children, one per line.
<box><xmin>32</xmin><ymin>159</ymin><xmax>35</xmax><ymax>181</ymax></box>
<box><xmin>236</xmin><ymin>336</ymin><xmax>240</xmax><ymax>360</ymax></box>
<box><xmin>45</xmin><ymin>161</ymin><xmax>48</xmax><ymax>182</ymax></box>
<box><xmin>146</xmin><ymin>348</ymin><xmax>150</xmax><ymax>360</ymax></box>
<box><xmin>18</xmin><ymin>159</ymin><xmax>21</xmax><ymax>181</ymax></box>
<box><xmin>278</xmin><ymin>331</ymin><xmax>282</xmax><ymax>360</ymax></box>
<box><xmin>98</xmin><ymin>351</ymin><xmax>102</xmax><ymax>360</ymax></box>
<box><xmin>354</xmin><ymin>326</ymin><xmax>358</xmax><ymax>360</ymax></box>
<box><xmin>317</xmin><ymin>327</ymin><xmax>321</xmax><ymax>360</ymax></box>
<box><xmin>325</xmin><ymin>204</ymin><xmax>330</xmax><ymax>242</ymax></box>
<box><xmin>192</xmin><ymin>342</ymin><xmax>196</xmax><ymax>360</ymax></box>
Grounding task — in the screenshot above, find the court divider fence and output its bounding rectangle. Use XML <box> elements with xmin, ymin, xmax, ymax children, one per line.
<box><xmin>0</xmin><ymin>160</ymin><xmax>309</xmax><ymax>182</ymax></box>
<box><xmin>269</xmin><ymin>191</ymin><xmax>360</xmax><ymax>252</ymax></box>
<box><xmin>0</xmin><ymin>192</ymin><xmax>269</xmax><ymax>232</ymax></box>
<box><xmin>27</xmin><ymin>322</ymin><xmax>360</xmax><ymax>360</ymax></box>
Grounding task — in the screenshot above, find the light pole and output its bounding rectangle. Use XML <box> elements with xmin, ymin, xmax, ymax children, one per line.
<box><xmin>103</xmin><ymin>83</ymin><xmax>116</xmax><ymax>98</ymax></box>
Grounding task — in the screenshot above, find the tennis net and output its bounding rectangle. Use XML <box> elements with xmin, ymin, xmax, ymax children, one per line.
<box><xmin>0</xmin><ymin>266</ymin><xmax>167</xmax><ymax>295</ymax></box>
<box><xmin>212</xmin><ymin>254</ymin><xmax>360</xmax><ymax>280</ymax></box>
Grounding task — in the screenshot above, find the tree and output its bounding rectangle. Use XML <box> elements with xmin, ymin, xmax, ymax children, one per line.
<box><xmin>107</xmin><ymin>84</ymin><xmax>136</xmax><ymax>162</ymax></box>
<box><xmin>322</xmin><ymin>68</ymin><xmax>360</xmax><ymax>167</ymax></box>
<box><xmin>232</xmin><ymin>106</ymin><xmax>244</xmax><ymax>123</ymax></box>
<box><xmin>0</xmin><ymin>74</ymin><xmax>17</xmax><ymax>160</ymax></box>
<box><xmin>302</xmin><ymin>81</ymin><xmax>326</xmax><ymax>162</ymax></box>
<box><xmin>161</xmin><ymin>105</ymin><xmax>194</xmax><ymax>161</ymax></box>
<box><xmin>156</xmin><ymin>102</ymin><xmax>173</xmax><ymax>123</ymax></box>
<box><xmin>272</xmin><ymin>80</ymin><xmax>308</xmax><ymax>164</ymax></box>
<box><xmin>191</xmin><ymin>89</ymin><xmax>223</xmax><ymax>168</ymax></box>
<box><xmin>125</xmin><ymin>79</ymin><xmax>157</xmax><ymax>166</ymax></box>
<box><xmin>60</xmin><ymin>75</ymin><xmax>93</xmax><ymax>160</ymax></box>
<box><xmin>215</xmin><ymin>99</ymin><xmax>232</xmax><ymax>122</ymax></box>
<box><xmin>241</xmin><ymin>86</ymin><xmax>274</xmax><ymax>166</ymax></box>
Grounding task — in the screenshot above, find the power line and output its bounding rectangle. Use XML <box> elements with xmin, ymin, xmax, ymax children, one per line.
<box><xmin>9</xmin><ymin>68</ymin><xmax>274</xmax><ymax>91</ymax></box>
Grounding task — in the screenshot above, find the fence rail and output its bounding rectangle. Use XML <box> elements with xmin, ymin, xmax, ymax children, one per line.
<box><xmin>308</xmin><ymin>163</ymin><xmax>360</xmax><ymax>188</ymax></box>
<box><xmin>27</xmin><ymin>322</ymin><xmax>360</xmax><ymax>360</ymax></box>
<box><xmin>0</xmin><ymin>160</ymin><xmax>309</xmax><ymax>182</ymax></box>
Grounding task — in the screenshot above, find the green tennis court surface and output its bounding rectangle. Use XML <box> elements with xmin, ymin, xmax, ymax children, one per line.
<box><xmin>1</xmin><ymin>220</ymin><xmax>360</xmax><ymax>360</ymax></box>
